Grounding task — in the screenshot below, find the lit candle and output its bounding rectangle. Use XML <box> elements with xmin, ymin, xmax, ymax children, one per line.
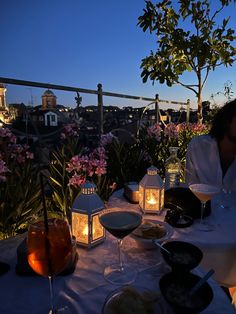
<box><xmin>147</xmin><ymin>195</ymin><xmax>157</xmax><ymax>205</ymax></box>
<box><xmin>83</xmin><ymin>225</ymin><xmax>97</xmax><ymax>237</ymax></box>
<box><xmin>82</xmin><ymin>226</ymin><xmax>88</xmax><ymax>236</ymax></box>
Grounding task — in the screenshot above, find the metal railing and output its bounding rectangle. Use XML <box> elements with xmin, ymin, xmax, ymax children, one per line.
<box><xmin>0</xmin><ymin>77</ymin><xmax>190</xmax><ymax>136</ymax></box>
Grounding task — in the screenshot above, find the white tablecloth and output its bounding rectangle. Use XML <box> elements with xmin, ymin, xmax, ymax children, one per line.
<box><xmin>0</xmin><ymin>208</ymin><xmax>235</xmax><ymax>314</ymax></box>
<box><xmin>109</xmin><ymin>189</ymin><xmax>236</xmax><ymax>288</ymax></box>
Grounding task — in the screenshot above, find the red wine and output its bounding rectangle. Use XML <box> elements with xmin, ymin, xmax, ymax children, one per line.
<box><xmin>99</xmin><ymin>211</ymin><xmax>142</xmax><ymax>239</ymax></box>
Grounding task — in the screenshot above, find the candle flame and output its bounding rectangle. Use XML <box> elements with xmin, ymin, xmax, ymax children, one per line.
<box><xmin>82</xmin><ymin>226</ymin><xmax>89</xmax><ymax>236</ymax></box>
<box><xmin>147</xmin><ymin>195</ymin><xmax>157</xmax><ymax>205</ymax></box>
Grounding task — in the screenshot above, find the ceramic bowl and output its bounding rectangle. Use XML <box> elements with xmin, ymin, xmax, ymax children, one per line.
<box><xmin>161</xmin><ymin>240</ymin><xmax>203</xmax><ymax>272</ymax></box>
<box><xmin>159</xmin><ymin>271</ymin><xmax>213</xmax><ymax>313</ymax></box>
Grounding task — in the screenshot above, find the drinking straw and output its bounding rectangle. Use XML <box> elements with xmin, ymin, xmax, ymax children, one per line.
<box><xmin>189</xmin><ymin>269</ymin><xmax>215</xmax><ymax>296</ymax></box>
<box><xmin>40</xmin><ymin>172</ymin><xmax>49</xmax><ymax>233</ymax></box>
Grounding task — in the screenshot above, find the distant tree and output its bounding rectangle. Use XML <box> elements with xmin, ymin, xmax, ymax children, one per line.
<box><xmin>138</xmin><ymin>0</ymin><xmax>236</xmax><ymax>123</ymax></box>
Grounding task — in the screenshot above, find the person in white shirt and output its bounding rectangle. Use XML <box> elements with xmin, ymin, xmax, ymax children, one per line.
<box><xmin>186</xmin><ymin>99</ymin><xmax>236</xmax><ymax>304</ymax></box>
<box><xmin>185</xmin><ymin>99</ymin><xmax>236</xmax><ymax>191</ymax></box>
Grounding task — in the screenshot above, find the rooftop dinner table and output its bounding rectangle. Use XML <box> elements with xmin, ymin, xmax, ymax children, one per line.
<box><xmin>0</xmin><ymin>190</ymin><xmax>235</xmax><ymax>313</ymax></box>
<box><xmin>109</xmin><ymin>189</ymin><xmax>236</xmax><ymax>288</ymax></box>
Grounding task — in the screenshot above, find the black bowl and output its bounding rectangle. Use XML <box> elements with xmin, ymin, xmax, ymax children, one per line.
<box><xmin>161</xmin><ymin>241</ymin><xmax>203</xmax><ymax>272</ymax></box>
<box><xmin>159</xmin><ymin>272</ymin><xmax>213</xmax><ymax>313</ymax></box>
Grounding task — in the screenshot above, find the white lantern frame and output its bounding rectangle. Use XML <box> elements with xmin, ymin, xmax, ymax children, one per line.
<box><xmin>139</xmin><ymin>166</ymin><xmax>164</xmax><ymax>214</ymax></box>
<box><xmin>71</xmin><ymin>181</ymin><xmax>105</xmax><ymax>248</ymax></box>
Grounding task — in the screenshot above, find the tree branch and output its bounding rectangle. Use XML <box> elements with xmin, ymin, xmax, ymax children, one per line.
<box><xmin>176</xmin><ymin>80</ymin><xmax>198</xmax><ymax>95</ymax></box>
<box><xmin>185</xmin><ymin>54</ymin><xmax>198</xmax><ymax>72</ymax></box>
<box><xmin>202</xmin><ymin>67</ymin><xmax>210</xmax><ymax>89</ymax></box>
<box><xmin>201</xmin><ymin>61</ymin><xmax>225</xmax><ymax>70</ymax></box>
<box><xmin>211</xmin><ymin>5</ymin><xmax>224</xmax><ymax>21</ymax></box>
<box><xmin>214</xmin><ymin>61</ymin><xmax>228</xmax><ymax>67</ymax></box>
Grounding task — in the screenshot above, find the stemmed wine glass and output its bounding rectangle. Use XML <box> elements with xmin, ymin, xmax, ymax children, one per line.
<box><xmin>99</xmin><ymin>208</ymin><xmax>142</xmax><ymax>285</ymax></box>
<box><xmin>27</xmin><ymin>214</ymin><xmax>73</xmax><ymax>313</ymax></box>
<box><xmin>189</xmin><ymin>183</ymin><xmax>220</xmax><ymax>232</ymax></box>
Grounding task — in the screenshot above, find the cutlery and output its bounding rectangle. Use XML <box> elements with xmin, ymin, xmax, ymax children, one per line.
<box><xmin>189</xmin><ymin>269</ymin><xmax>215</xmax><ymax>296</ymax></box>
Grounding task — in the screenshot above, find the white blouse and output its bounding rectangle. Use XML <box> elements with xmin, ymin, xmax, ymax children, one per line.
<box><xmin>185</xmin><ymin>134</ymin><xmax>236</xmax><ymax>191</ymax></box>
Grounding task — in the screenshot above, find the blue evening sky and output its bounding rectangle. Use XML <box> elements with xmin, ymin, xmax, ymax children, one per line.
<box><xmin>1</xmin><ymin>0</ymin><xmax>236</xmax><ymax>110</ymax></box>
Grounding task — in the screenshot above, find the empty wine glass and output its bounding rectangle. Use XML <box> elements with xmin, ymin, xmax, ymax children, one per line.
<box><xmin>189</xmin><ymin>184</ymin><xmax>220</xmax><ymax>232</ymax></box>
<box><xmin>27</xmin><ymin>214</ymin><xmax>73</xmax><ymax>313</ymax></box>
<box><xmin>99</xmin><ymin>208</ymin><xmax>142</xmax><ymax>285</ymax></box>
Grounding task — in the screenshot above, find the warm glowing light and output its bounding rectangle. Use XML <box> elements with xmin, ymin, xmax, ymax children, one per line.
<box><xmin>82</xmin><ymin>224</ymin><xmax>97</xmax><ymax>237</ymax></box>
<box><xmin>139</xmin><ymin>166</ymin><xmax>164</xmax><ymax>214</ymax></box>
<box><xmin>71</xmin><ymin>181</ymin><xmax>106</xmax><ymax>247</ymax></box>
<box><xmin>82</xmin><ymin>226</ymin><xmax>89</xmax><ymax>236</ymax></box>
<box><xmin>147</xmin><ymin>195</ymin><xmax>157</xmax><ymax>205</ymax></box>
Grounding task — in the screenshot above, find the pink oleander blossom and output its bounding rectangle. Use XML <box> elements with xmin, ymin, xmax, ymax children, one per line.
<box><xmin>7</xmin><ymin>143</ymin><xmax>34</xmax><ymax>164</ymax></box>
<box><xmin>68</xmin><ymin>173</ymin><xmax>86</xmax><ymax>187</ymax></box>
<box><xmin>66</xmin><ymin>147</ymin><xmax>107</xmax><ymax>188</ymax></box>
<box><xmin>0</xmin><ymin>128</ymin><xmax>17</xmax><ymax>143</ymax></box>
<box><xmin>164</xmin><ymin>123</ymin><xmax>179</xmax><ymax>139</ymax></box>
<box><xmin>147</xmin><ymin>124</ymin><xmax>162</xmax><ymax>141</ymax></box>
<box><xmin>191</xmin><ymin>123</ymin><xmax>209</xmax><ymax>134</ymax></box>
<box><xmin>100</xmin><ymin>132</ymin><xmax>117</xmax><ymax>146</ymax></box>
<box><xmin>177</xmin><ymin>123</ymin><xmax>208</xmax><ymax>135</ymax></box>
<box><xmin>61</xmin><ymin>123</ymin><xmax>79</xmax><ymax>139</ymax></box>
<box><xmin>0</xmin><ymin>159</ymin><xmax>9</xmax><ymax>182</ymax></box>
<box><xmin>90</xmin><ymin>146</ymin><xmax>107</xmax><ymax>160</ymax></box>
<box><xmin>26</xmin><ymin>151</ymin><xmax>34</xmax><ymax>159</ymax></box>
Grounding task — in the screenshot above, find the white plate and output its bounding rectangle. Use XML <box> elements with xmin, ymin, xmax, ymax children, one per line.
<box><xmin>131</xmin><ymin>220</ymin><xmax>174</xmax><ymax>249</ymax></box>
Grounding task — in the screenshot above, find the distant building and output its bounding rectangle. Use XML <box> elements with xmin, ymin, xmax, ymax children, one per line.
<box><xmin>0</xmin><ymin>84</ymin><xmax>10</xmax><ymax>123</ymax></box>
<box><xmin>30</xmin><ymin>109</ymin><xmax>58</xmax><ymax>127</ymax></box>
<box><xmin>29</xmin><ymin>89</ymin><xmax>67</xmax><ymax>127</ymax></box>
<box><xmin>0</xmin><ymin>84</ymin><xmax>7</xmax><ymax>110</ymax></box>
<box><xmin>8</xmin><ymin>103</ymin><xmax>26</xmax><ymax>119</ymax></box>
<box><xmin>41</xmin><ymin>89</ymin><xmax>57</xmax><ymax>110</ymax></box>
<box><xmin>44</xmin><ymin>111</ymin><xmax>58</xmax><ymax>126</ymax></box>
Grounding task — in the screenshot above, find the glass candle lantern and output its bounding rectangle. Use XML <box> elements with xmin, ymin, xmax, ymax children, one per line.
<box><xmin>71</xmin><ymin>181</ymin><xmax>105</xmax><ymax>248</ymax></box>
<box><xmin>139</xmin><ymin>166</ymin><xmax>164</xmax><ymax>214</ymax></box>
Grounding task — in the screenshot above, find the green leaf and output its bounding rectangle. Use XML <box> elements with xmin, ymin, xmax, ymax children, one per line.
<box><xmin>138</xmin><ymin>0</ymin><xmax>236</xmax><ymax>122</ymax></box>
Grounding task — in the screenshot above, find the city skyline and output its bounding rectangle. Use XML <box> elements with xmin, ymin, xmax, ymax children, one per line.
<box><xmin>1</xmin><ymin>0</ymin><xmax>236</xmax><ymax>110</ymax></box>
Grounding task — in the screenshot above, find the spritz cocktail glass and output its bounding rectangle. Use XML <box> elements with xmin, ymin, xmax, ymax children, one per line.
<box><xmin>27</xmin><ymin>216</ymin><xmax>73</xmax><ymax>313</ymax></box>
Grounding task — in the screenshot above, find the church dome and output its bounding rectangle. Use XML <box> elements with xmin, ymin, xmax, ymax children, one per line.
<box><xmin>43</xmin><ymin>89</ymin><xmax>55</xmax><ymax>96</ymax></box>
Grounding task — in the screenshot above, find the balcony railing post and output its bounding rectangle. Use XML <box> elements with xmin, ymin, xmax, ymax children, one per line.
<box><xmin>155</xmin><ymin>94</ymin><xmax>159</xmax><ymax>124</ymax></box>
<box><xmin>97</xmin><ymin>83</ymin><xmax>104</xmax><ymax>137</ymax></box>
<box><xmin>186</xmin><ymin>99</ymin><xmax>190</xmax><ymax>123</ymax></box>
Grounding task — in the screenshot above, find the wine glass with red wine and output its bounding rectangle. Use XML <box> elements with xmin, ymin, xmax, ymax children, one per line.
<box><xmin>99</xmin><ymin>207</ymin><xmax>142</xmax><ymax>285</ymax></box>
<box><xmin>27</xmin><ymin>214</ymin><xmax>73</xmax><ymax>313</ymax></box>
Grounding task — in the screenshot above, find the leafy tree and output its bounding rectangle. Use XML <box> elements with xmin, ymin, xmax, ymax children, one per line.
<box><xmin>138</xmin><ymin>0</ymin><xmax>236</xmax><ymax>123</ymax></box>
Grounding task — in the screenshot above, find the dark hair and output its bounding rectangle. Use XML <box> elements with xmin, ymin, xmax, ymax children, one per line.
<box><xmin>209</xmin><ymin>98</ymin><xmax>236</xmax><ymax>140</ymax></box>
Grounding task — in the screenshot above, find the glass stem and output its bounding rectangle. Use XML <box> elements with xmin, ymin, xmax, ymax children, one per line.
<box><xmin>117</xmin><ymin>239</ymin><xmax>123</xmax><ymax>272</ymax></box>
<box><xmin>200</xmin><ymin>201</ymin><xmax>206</xmax><ymax>224</ymax></box>
<box><xmin>48</xmin><ymin>276</ymin><xmax>55</xmax><ymax>314</ymax></box>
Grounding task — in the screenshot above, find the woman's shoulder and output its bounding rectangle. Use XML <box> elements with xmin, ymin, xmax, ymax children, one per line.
<box><xmin>188</xmin><ymin>134</ymin><xmax>217</xmax><ymax>152</ymax></box>
<box><xmin>190</xmin><ymin>134</ymin><xmax>214</xmax><ymax>145</ymax></box>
